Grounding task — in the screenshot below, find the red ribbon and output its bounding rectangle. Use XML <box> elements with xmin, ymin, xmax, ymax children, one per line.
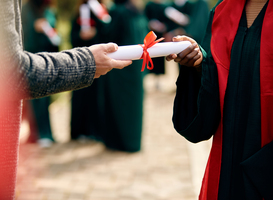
<box><xmin>140</xmin><ymin>31</ymin><xmax>164</xmax><ymax>72</ymax></box>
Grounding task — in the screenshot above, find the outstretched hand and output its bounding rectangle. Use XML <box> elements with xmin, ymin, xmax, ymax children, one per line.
<box><xmin>89</xmin><ymin>43</ymin><xmax>132</xmax><ymax>78</ymax></box>
<box><xmin>166</xmin><ymin>36</ymin><xmax>203</xmax><ymax>69</ymax></box>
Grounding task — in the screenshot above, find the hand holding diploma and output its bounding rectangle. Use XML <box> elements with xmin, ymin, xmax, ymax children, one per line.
<box><xmin>166</xmin><ymin>35</ymin><xmax>203</xmax><ymax>70</ymax></box>
<box><xmin>107</xmin><ymin>31</ymin><xmax>192</xmax><ymax>71</ymax></box>
<box><xmin>89</xmin><ymin>43</ymin><xmax>132</xmax><ymax>78</ymax></box>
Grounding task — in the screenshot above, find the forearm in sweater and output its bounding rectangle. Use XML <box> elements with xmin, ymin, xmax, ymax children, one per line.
<box><xmin>0</xmin><ymin>0</ymin><xmax>96</xmax><ymax>100</ymax></box>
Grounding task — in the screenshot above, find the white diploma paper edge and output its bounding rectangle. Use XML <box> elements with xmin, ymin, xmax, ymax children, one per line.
<box><xmin>107</xmin><ymin>41</ymin><xmax>191</xmax><ymax>60</ymax></box>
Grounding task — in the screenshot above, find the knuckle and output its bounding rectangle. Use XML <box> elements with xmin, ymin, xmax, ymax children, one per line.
<box><xmin>185</xmin><ymin>54</ymin><xmax>192</xmax><ymax>60</ymax></box>
<box><xmin>196</xmin><ymin>54</ymin><xmax>201</xmax><ymax>59</ymax></box>
<box><xmin>174</xmin><ymin>58</ymin><xmax>181</xmax><ymax>62</ymax></box>
<box><xmin>178</xmin><ymin>52</ymin><xmax>185</xmax><ymax>58</ymax></box>
<box><xmin>193</xmin><ymin>49</ymin><xmax>198</xmax><ymax>54</ymax></box>
<box><xmin>179</xmin><ymin>61</ymin><xmax>185</xmax><ymax>66</ymax></box>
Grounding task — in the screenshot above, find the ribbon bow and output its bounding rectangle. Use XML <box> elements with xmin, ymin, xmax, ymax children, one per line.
<box><xmin>140</xmin><ymin>31</ymin><xmax>164</xmax><ymax>72</ymax></box>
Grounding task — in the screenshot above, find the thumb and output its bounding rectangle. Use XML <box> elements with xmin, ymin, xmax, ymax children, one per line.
<box><xmin>172</xmin><ymin>35</ymin><xmax>188</xmax><ymax>42</ymax></box>
<box><xmin>104</xmin><ymin>43</ymin><xmax>118</xmax><ymax>53</ymax></box>
<box><xmin>111</xmin><ymin>59</ymin><xmax>132</xmax><ymax>69</ymax></box>
<box><xmin>173</xmin><ymin>35</ymin><xmax>197</xmax><ymax>45</ymax></box>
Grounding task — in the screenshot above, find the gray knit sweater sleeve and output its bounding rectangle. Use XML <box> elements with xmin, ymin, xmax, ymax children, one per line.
<box><xmin>0</xmin><ymin>0</ymin><xmax>96</xmax><ymax>99</ymax></box>
<box><xmin>21</xmin><ymin>49</ymin><xmax>96</xmax><ymax>98</ymax></box>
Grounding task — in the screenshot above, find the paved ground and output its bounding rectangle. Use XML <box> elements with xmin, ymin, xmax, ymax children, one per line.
<box><xmin>16</xmin><ymin>61</ymin><xmax>211</xmax><ymax>200</ymax></box>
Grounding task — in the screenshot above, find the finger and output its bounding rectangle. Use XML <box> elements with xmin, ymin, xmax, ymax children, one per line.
<box><xmin>193</xmin><ymin>52</ymin><xmax>201</xmax><ymax>62</ymax></box>
<box><xmin>172</xmin><ymin>36</ymin><xmax>181</xmax><ymax>42</ymax></box>
<box><xmin>180</xmin><ymin>48</ymin><xmax>201</xmax><ymax>66</ymax></box>
<box><xmin>193</xmin><ymin>52</ymin><xmax>203</xmax><ymax>66</ymax></box>
<box><xmin>177</xmin><ymin>43</ymin><xmax>198</xmax><ymax>60</ymax></box>
<box><xmin>176</xmin><ymin>48</ymin><xmax>197</xmax><ymax>64</ymax></box>
<box><xmin>187</xmin><ymin>53</ymin><xmax>201</xmax><ymax>67</ymax></box>
<box><xmin>111</xmin><ymin>59</ymin><xmax>132</xmax><ymax>69</ymax></box>
<box><xmin>173</xmin><ymin>35</ymin><xmax>189</xmax><ymax>41</ymax></box>
<box><xmin>174</xmin><ymin>57</ymin><xmax>182</xmax><ymax>63</ymax></box>
<box><xmin>172</xmin><ymin>35</ymin><xmax>196</xmax><ymax>44</ymax></box>
<box><xmin>166</xmin><ymin>54</ymin><xmax>177</xmax><ymax>61</ymax></box>
<box><xmin>166</xmin><ymin>56</ymin><xmax>172</xmax><ymax>61</ymax></box>
<box><xmin>184</xmin><ymin>47</ymin><xmax>199</xmax><ymax>62</ymax></box>
<box><xmin>104</xmin><ymin>43</ymin><xmax>119</xmax><ymax>53</ymax></box>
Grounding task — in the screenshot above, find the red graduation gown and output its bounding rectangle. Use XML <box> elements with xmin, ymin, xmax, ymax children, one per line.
<box><xmin>200</xmin><ymin>0</ymin><xmax>273</xmax><ymax>199</ymax></box>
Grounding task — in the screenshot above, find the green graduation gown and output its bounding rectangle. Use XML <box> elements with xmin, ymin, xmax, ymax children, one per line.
<box><xmin>173</xmin><ymin>1</ymin><xmax>273</xmax><ymax>199</ymax></box>
<box><xmin>98</xmin><ymin>2</ymin><xmax>148</xmax><ymax>152</ymax></box>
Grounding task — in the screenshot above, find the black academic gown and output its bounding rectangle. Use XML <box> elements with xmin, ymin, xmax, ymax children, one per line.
<box><xmin>173</xmin><ymin>1</ymin><xmax>273</xmax><ymax>199</ymax></box>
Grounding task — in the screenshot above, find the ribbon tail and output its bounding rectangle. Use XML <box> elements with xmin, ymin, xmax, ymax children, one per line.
<box><xmin>147</xmin><ymin>55</ymin><xmax>154</xmax><ymax>70</ymax></box>
<box><xmin>140</xmin><ymin>31</ymin><xmax>165</xmax><ymax>71</ymax></box>
<box><xmin>141</xmin><ymin>52</ymin><xmax>147</xmax><ymax>72</ymax></box>
<box><xmin>151</xmin><ymin>37</ymin><xmax>165</xmax><ymax>47</ymax></box>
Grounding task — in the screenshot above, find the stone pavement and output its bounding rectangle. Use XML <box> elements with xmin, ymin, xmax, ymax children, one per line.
<box><xmin>16</xmin><ymin>61</ymin><xmax>211</xmax><ymax>200</ymax></box>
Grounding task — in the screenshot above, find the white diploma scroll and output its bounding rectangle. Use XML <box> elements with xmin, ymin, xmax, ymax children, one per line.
<box><xmin>107</xmin><ymin>41</ymin><xmax>191</xmax><ymax>60</ymax></box>
<box><xmin>80</xmin><ymin>4</ymin><xmax>91</xmax><ymax>31</ymax></box>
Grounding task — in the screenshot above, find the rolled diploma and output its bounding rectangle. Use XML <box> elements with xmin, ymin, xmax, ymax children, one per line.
<box><xmin>107</xmin><ymin>41</ymin><xmax>191</xmax><ymax>60</ymax></box>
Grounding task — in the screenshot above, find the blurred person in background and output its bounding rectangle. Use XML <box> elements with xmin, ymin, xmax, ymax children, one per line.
<box><xmin>96</xmin><ymin>0</ymin><xmax>149</xmax><ymax>152</ymax></box>
<box><xmin>21</xmin><ymin>0</ymin><xmax>59</xmax><ymax>148</ymax></box>
<box><xmin>166</xmin><ymin>0</ymin><xmax>209</xmax><ymax>44</ymax></box>
<box><xmin>0</xmin><ymin>0</ymin><xmax>132</xmax><ymax>199</ymax></box>
<box><xmin>167</xmin><ymin>0</ymin><xmax>273</xmax><ymax>199</ymax></box>
<box><xmin>70</xmin><ymin>0</ymin><xmax>105</xmax><ymax>142</ymax></box>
